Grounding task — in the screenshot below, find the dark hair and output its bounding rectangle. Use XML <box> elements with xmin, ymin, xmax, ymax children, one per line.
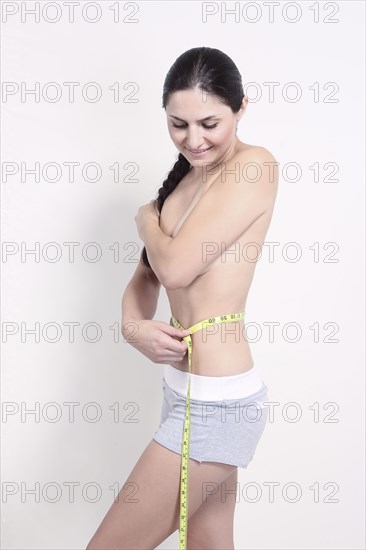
<box><xmin>141</xmin><ymin>46</ymin><xmax>244</xmax><ymax>269</ymax></box>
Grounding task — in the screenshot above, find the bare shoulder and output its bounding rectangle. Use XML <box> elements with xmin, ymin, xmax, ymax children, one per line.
<box><xmin>226</xmin><ymin>144</ymin><xmax>279</xmax><ymax>210</ymax></box>
<box><xmin>233</xmin><ymin>143</ymin><xmax>279</xmax><ymax>165</ymax></box>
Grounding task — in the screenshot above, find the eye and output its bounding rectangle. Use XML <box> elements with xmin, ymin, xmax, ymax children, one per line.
<box><xmin>171</xmin><ymin>123</ymin><xmax>218</xmax><ymax>130</ymax></box>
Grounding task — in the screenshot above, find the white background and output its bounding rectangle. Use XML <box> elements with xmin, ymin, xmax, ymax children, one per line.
<box><xmin>1</xmin><ymin>1</ymin><xmax>365</xmax><ymax>548</ymax></box>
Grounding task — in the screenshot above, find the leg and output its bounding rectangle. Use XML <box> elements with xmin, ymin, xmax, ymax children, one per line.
<box><xmin>85</xmin><ymin>439</ymin><xmax>236</xmax><ymax>549</ymax></box>
<box><xmin>187</xmin><ymin>467</ymin><xmax>238</xmax><ymax>550</ymax></box>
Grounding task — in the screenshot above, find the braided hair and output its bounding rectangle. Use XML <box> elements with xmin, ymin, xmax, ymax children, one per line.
<box><xmin>140</xmin><ymin>46</ymin><xmax>244</xmax><ymax>269</ymax></box>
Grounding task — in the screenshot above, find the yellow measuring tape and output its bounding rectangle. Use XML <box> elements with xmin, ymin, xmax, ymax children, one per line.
<box><xmin>170</xmin><ymin>311</ymin><xmax>245</xmax><ymax>550</ymax></box>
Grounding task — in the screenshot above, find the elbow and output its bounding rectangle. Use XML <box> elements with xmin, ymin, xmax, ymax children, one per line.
<box><xmin>162</xmin><ymin>273</ymin><xmax>185</xmax><ymax>291</ymax></box>
<box><xmin>162</xmin><ymin>267</ymin><xmax>193</xmax><ymax>290</ymax></box>
<box><xmin>156</xmin><ymin>251</ymin><xmax>194</xmax><ymax>290</ymax></box>
<box><xmin>161</xmin><ymin>266</ymin><xmax>189</xmax><ymax>290</ymax></box>
<box><xmin>156</xmin><ymin>242</ymin><xmax>192</xmax><ymax>290</ymax></box>
<box><xmin>165</xmin><ymin>280</ymin><xmax>187</xmax><ymax>291</ymax></box>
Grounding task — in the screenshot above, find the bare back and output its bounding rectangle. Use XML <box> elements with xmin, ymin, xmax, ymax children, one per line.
<box><xmin>159</xmin><ymin>140</ymin><xmax>278</xmax><ymax>376</ymax></box>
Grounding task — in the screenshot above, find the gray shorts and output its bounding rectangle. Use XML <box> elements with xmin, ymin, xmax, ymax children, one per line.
<box><xmin>153</xmin><ymin>368</ymin><xmax>269</xmax><ymax>469</ymax></box>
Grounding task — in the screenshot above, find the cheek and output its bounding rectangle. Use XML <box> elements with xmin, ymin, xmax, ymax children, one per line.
<box><xmin>168</xmin><ymin>129</ymin><xmax>183</xmax><ymax>144</ymax></box>
<box><xmin>212</xmin><ymin>125</ymin><xmax>234</xmax><ymax>144</ymax></box>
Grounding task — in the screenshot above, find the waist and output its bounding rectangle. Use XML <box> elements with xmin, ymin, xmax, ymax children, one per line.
<box><xmin>163</xmin><ymin>363</ymin><xmax>264</xmax><ymax>401</ymax></box>
<box><xmin>170</xmin><ymin>310</ymin><xmax>245</xmax><ymax>333</ymax></box>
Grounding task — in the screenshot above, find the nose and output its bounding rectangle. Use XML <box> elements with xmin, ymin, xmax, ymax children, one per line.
<box><xmin>185</xmin><ymin>126</ymin><xmax>205</xmax><ymax>150</ymax></box>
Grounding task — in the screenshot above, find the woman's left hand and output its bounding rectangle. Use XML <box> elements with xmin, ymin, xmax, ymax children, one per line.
<box><xmin>135</xmin><ymin>199</ymin><xmax>160</xmax><ymax>240</ymax></box>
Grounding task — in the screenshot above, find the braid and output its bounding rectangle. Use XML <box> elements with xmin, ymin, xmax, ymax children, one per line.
<box><xmin>140</xmin><ymin>153</ymin><xmax>191</xmax><ymax>269</ymax></box>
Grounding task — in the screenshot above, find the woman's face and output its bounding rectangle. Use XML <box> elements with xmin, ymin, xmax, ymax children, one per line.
<box><xmin>165</xmin><ymin>86</ymin><xmax>245</xmax><ymax>169</ymax></box>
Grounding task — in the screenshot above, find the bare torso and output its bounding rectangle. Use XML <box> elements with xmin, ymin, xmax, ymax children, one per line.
<box><xmin>159</xmin><ymin>139</ymin><xmax>277</xmax><ymax>376</ymax></box>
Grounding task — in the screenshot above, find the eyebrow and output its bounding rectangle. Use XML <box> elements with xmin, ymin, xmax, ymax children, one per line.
<box><xmin>168</xmin><ymin>114</ymin><xmax>221</xmax><ymax>122</ymax></box>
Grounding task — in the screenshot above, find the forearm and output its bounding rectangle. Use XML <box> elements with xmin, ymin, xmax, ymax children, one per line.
<box><xmin>121</xmin><ymin>270</ymin><xmax>160</xmax><ymax>335</ymax></box>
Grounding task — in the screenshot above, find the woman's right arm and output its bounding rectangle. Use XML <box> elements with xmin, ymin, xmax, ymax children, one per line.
<box><xmin>121</xmin><ymin>260</ymin><xmax>190</xmax><ymax>365</ymax></box>
<box><xmin>121</xmin><ymin>260</ymin><xmax>161</xmax><ymax>331</ymax></box>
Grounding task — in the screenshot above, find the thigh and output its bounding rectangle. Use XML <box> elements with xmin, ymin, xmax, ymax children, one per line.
<box><xmin>187</xmin><ymin>467</ymin><xmax>238</xmax><ymax>550</ymax></box>
<box><xmin>85</xmin><ymin>439</ymin><xmax>236</xmax><ymax>550</ymax></box>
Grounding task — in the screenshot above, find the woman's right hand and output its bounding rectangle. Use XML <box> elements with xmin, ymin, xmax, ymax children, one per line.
<box><xmin>122</xmin><ymin>319</ymin><xmax>190</xmax><ymax>368</ymax></box>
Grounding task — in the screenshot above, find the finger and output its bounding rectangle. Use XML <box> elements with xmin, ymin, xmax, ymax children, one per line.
<box><xmin>163</xmin><ymin>337</ymin><xmax>188</xmax><ymax>354</ymax></box>
<box><xmin>162</xmin><ymin>325</ymin><xmax>190</xmax><ymax>337</ymax></box>
<box><xmin>156</xmin><ymin>330</ymin><xmax>188</xmax><ymax>352</ymax></box>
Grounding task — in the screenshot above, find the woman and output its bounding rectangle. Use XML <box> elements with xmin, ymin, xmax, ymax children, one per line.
<box><xmin>86</xmin><ymin>47</ymin><xmax>278</xmax><ymax>550</ymax></box>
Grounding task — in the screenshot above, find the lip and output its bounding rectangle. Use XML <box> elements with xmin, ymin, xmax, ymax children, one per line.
<box><xmin>186</xmin><ymin>146</ymin><xmax>213</xmax><ymax>157</ymax></box>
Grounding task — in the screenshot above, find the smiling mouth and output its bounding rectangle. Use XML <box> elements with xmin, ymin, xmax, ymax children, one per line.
<box><xmin>186</xmin><ymin>146</ymin><xmax>213</xmax><ymax>153</ymax></box>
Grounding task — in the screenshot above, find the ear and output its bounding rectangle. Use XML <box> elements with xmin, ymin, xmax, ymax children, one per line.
<box><xmin>237</xmin><ymin>95</ymin><xmax>249</xmax><ymax>122</ymax></box>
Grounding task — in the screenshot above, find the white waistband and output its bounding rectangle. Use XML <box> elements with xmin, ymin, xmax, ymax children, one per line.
<box><xmin>163</xmin><ymin>363</ymin><xmax>264</xmax><ymax>401</ymax></box>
